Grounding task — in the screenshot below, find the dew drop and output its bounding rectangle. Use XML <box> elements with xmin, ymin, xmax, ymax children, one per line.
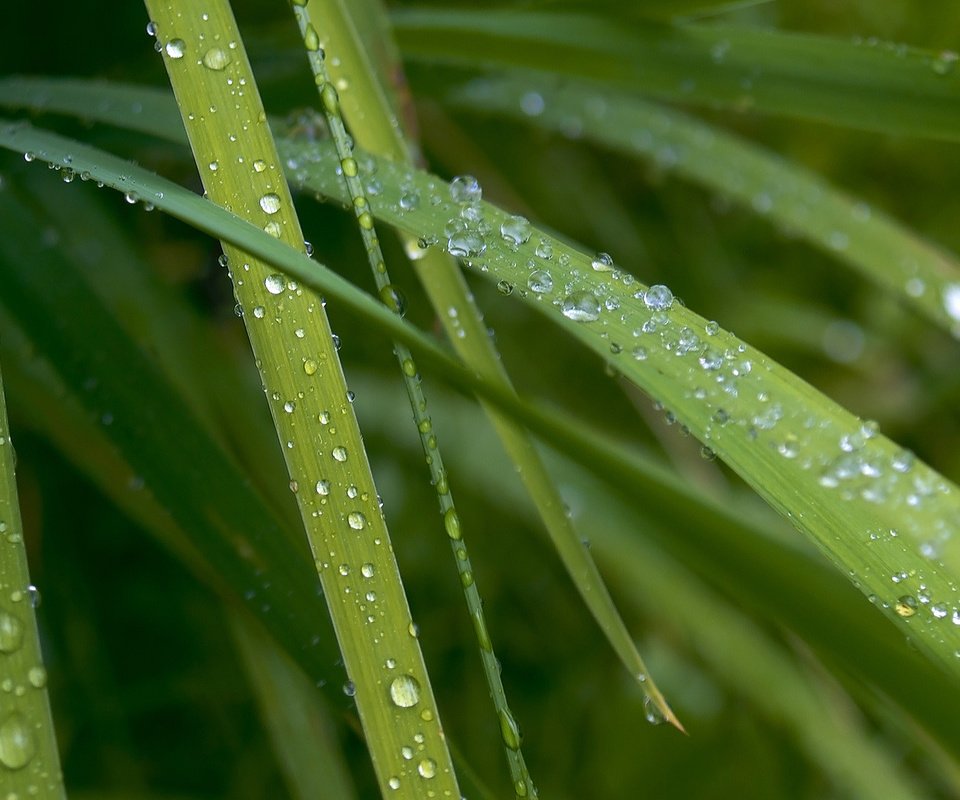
<box><xmin>0</xmin><ymin>713</ymin><xmax>35</xmax><ymax>770</ymax></box>
<box><xmin>417</xmin><ymin>758</ymin><xmax>437</xmax><ymax>779</ymax></box>
<box><xmin>361</xmin><ymin>563</ymin><xmax>375</xmax><ymax>578</ymax></box>
<box><xmin>303</xmin><ymin>359</ymin><xmax>318</xmax><ymax>376</ymax></box>
<box><xmin>342</xmin><ymin>680</ymin><xmax>356</xmax><ymax>697</ymax></box>
<box><xmin>347</xmin><ymin>511</ymin><xmax>367</xmax><ymax>530</ymax></box>
<box><xmin>264</xmin><ymin>273</ymin><xmax>285</xmax><ymax>294</ymax></box>
<box><xmin>332</xmin><ymin>446</ymin><xmax>348</xmax><ymax>462</ymax></box>
<box><xmin>165</xmin><ymin>39</ymin><xmax>186</xmax><ymax>59</ymax></box>
<box><xmin>449</xmin><ymin>175</ymin><xmax>481</xmax><ymax>204</ymax></box>
<box><xmin>399</xmin><ymin>191</ymin><xmax>420</xmax><ymax>211</ymax></box>
<box><xmin>443</xmin><ymin>508</ymin><xmax>461</xmax><ymax>540</ymax></box>
<box><xmin>527</xmin><ymin>269</ymin><xmax>554</xmax><ymax>294</ymax></box>
<box><xmin>895</xmin><ymin>595</ymin><xmax>918</xmax><ymax>618</ymax></box>
<box><xmin>389</xmin><ymin>674</ymin><xmax>422</xmax><ymax>708</ymax></box>
<box><xmin>591</xmin><ymin>252</ymin><xmax>614</xmax><ymax>272</ymax></box>
<box><xmin>315</xmin><ymin>480</ymin><xmax>330</xmax><ymax>496</ymax></box>
<box><xmin>379</xmin><ymin>284</ymin><xmax>407</xmax><ymax>316</ymax></box>
<box><xmin>500</xmin><ymin>215</ymin><xmax>532</xmax><ymax>246</ymax></box>
<box><xmin>27</xmin><ymin>666</ymin><xmax>46</xmax><ymax>689</ymax></box>
<box><xmin>0</xmin><ymin>613</ymin><xmax>23</xmax><ymax>654</ymax></box>
<box><xmin>259</xmin><ymin>193</ymin><xmax>281</xmax><ymax>214</ymax></box>
<box><xmin>499</xmin><ymin>708</ymin><xmax>521</xmax><ymax>751</ymax></box>
<box><xmin>643</xmin><ymin>285</ymin><xmax>674</xmax><ymax>311</ymax></box>
<box><xmin>202</xmin><ymin>47</ymin><xmax>231</xmax><ymax>71</ymax></box>
<box><xmin>388</xmin><ymin>776</ymin><xmax>401</xmax><ymax>790</ymax></box>
<box><xmin>561</xmin><ymin>290</ymin><xmax>601</xmax><ymax>322</ymax></box>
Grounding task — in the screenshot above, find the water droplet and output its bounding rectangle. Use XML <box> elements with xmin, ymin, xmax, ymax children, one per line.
<box><xmin>417</xmin><ymin>758</ymin><xmax>437</xmax><ymax>779</ymax></box>
<box><xmin>361</xmin><ymin>563</ymin><xmax>375</xmax><ymax>578</ymax></box>
<box><xmin>499</xmin><ymin>708</ymin><xmax>521</xmax><ymax>750</ymax></box>
<box><xmin>933</xmin><ymin>50</ymin><xmax>959</xmax><ymax>75</ymax></box>
<box><xmin>561</xmin><ymin>290</ymin><xmax>601</xmax><ymax>322</ymax></box>
<box><xmin>407</xmin><ymin>621</ymin><xmax>419</xmax><ymax>638</ymax></box>
<box><xmin>264</xmin><ymin>273</ymin><xmax>284</xmax><ymax>294</ymax></box>
<box><xmin>27</xmin><ymin>667</ymin><xmax>46</xmax><ymax>689</ymax></box>
<box><xmin>643</xmin><ymin>285</ymin><xmax>674</xmax><ymax>311</ymax></box>
<box><xmin>643</xmin><ymin>696</ymin><xmax>666</xmax><ymax>725</ymax></box>
<box><xmin>895</xmin><ymin>595</ymin><xmax>918</xmax><ymax>617</ymax></box>
<box><xmin>0</xmin><ymin>613</ymin><xmax>23</xmax><ymax>654</ymax></box>
<box><xmin>146</xmin><ymin>20</ymin><xmax>158</xmax><ymax>36</ymax></box>
<box><xmin>259</xmin><ymin>193</ymin><xmax>281</xmax><ymax>214</ymax></box>
<box><xmin>496</xmin><ymin>280</ymin><xmax>514</xmax><ymax>295</ymax></box>
<box><xmin>202</xmin><ymin>47</ymin><xmax>231</xmax><ymax>71</ymax></box>
<box><xmin>379</xmin><ymin>284</ymin><xmax>407</xmax><ymax>316</ymax></box>
<box><xmin>315</xmin><ymin>479</ymin><xmax>330</xmax><ymax>496</ymax></box>
<box><xmin>591</xmin><ymin>252</ymin><xmax>614</xmax><ymax>272</ymax></box>
<box><xmin>447</xmin><ymin>231</ymin><xmax>486</xmax><ymax>258</ymax></box>
<box><xmin>26</xmin><ymin>586</ymin><xmax>40</xmax><ymax>609</ymax></box>
<box><xmin>535</xmin><ymin>239</ymin><xmax>553</xmax><ymax>259</ymax></box>
<box><xmin>0</xmin><ymin>713</ymin><xmax>35</xmax><ymax>770</ymax></box>
<box><xmin>347</xmin><ymin>511</ymin><xmax>366</xmax><ymax>530</ymax></box>
<box><xmin>443</xmin><ymin>508</ymin><xmax>461</xmax><ymax>540</ymax></box>
<box><xmin>389</xmin><ymin>674</ymin><xmax>422</xmax><ymax>708</ymax></box>
<box><xmin>450</xmin><ymin>175</ymin><xmax>481</xmax><ymax>204</ymax></box>
<box><xmin>500</xmin><ymin>215</ymin><xmax>532</xmax><ymax>246</ymax></box>
<box><xmin>342</xmin><ymin>680</ymin><xmax>356</xmax><ymax>697</ymax></box>
<box><xmin>399</xmin><ymin>191</ymin><xmax>420</xmax><ymax>211</ymax></box>
<box><xmin>332</xmin><ymin>446</ymin><xmax>348</xmax><ymax>462</ymax></box>
<box><xmin>527</xmin><ymin>269</ymin><xmax>554</xmax><ymax>294</ymax></box>
<box><xmin>303</xmin><ymin>359</ymin><xmax>318</xmax><ymax>375</ymax></box>
<box><xmin>165</xmin><ymin>39</ymin><xmax>186</xmax><ymax>59</ymax></box>
<box><xmin>388</xmin><ymin>776</ymin><xmax>401</xmax><ymax>790</ymax></box>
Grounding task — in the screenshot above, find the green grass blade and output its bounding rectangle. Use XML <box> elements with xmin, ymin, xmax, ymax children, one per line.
<box><xmin>289</xmin><ymin>4</ymin><xmax>541</xmax><ymax>792</ymax></box>
<box><xmin>391</xmin><ymin>8</ymin><xmax>960</xmax><ymax>140</ymax></box>
<box><xmin>140</xmin><ymin>1</ymin><xmax>459</xmax><ymax>795</ymax></box>
<box><xmin>0</xmin><ymin>362</ymin><xmax>66</xmax><ymax>797</ymax></box>
<box><xmin>447</xmin><ymin>76</ymin><xmax>960</xmax><ymax>337</ymax></box>
<box><xmin>230</xmin><ymin>615</ymin><xmax>357</xmax><ymax>800</ymax></box>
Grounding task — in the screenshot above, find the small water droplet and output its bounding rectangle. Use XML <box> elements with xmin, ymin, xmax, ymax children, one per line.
<box><xmin>315</xmin><ymin>479</ymin><xmax>330</xmax><ymax>496</ymax></box>
<box><xmin>591</xmin><ymin>252</ymin><xmax>615</xmax><ymax>272</ymax></box>
<box><xmin>26</xmin><ymin>586</ymin><xmax>40</xmax><ymax>609</ymax></box>
<box><xmin>389</xmin><ymin>674</ymin><xmax>422</xmax><ymax>708</ymax></box>
<box><xmin>561</xmin><ymin>290</ymin><xmax>601</xmax><ymax>322</ymax></box>
<box><xmin>388</xmin><ymin>776</ymin><xmax>401</xmax><ymax>790</ymax></box>
<box><xmin>332</xmin><ymin>446</ymin><xmax>348</xmax><ymax>462</ymax></box>
<box><xmin>379</xmin><ymin>284</ymin><xmax>407</xmax><ymax>316</ymax></box>
<box><xmin>443</xmin><ymin>508</ymin><xmax>461</xmax><ymax>540</ymax></box>
<box><xmin>342</xmin><ymin>680</ymin><xmax>356</xmax><ymax>697</ymax></box>
<box><xmin>27</xmin><ymin>667</ymin><xmax>46</xmax><ymax>689</ymax></box>
<box><xmin>361</xmin><ymin>563</ymin><xmax>375</xmax><ymax>578</ymax></box>
<box><xmin>499</xmin><ymin>708</ymin><xmax>521</xmax><ymax>750</ymax></box>
<box><xmin>933</xmin><ymin>50</ymin><xmax>959</xmax><ymax>75</ymax></box>
<box><xmin>417</xmin><ymin>758</ymin><xmax>437</xmax><ymax>779</ymax></box>
<box><xmin>303</xmin><ymin>359</ymin><xmax>318</xmax><ymax>375</ymax></box>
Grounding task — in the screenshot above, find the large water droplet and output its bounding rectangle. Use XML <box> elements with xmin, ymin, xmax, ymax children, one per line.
<box><xmin>0</xmin><ymin>613</ymin><xmax>23</xmax><ymax>654</ymax></box>
<box><xmin>347</xmin><ymin>511</ymin><xmax>367</xmax><ymax>530</ymax></box>
<box><xmin>259</xmin><ymin>193</ymin><xmax>281</xmax><ymax>214</ymax></box>
<box><xmin>0</xmin><ymin>713</ymin><xmax>35</xmax><ymax>770</ymax></box>
<box><xmin>389</xmin><ymin>674</ymin><xmax>422</xmax><ymax>708</ymax></box>
<box><xmin>417</xmin><ymin>758</ymin><xmax>437</xmax><ymax>779</ymax></box>
<box><xmin>499</xmin><ymin>708</ymin><xmax>521</xmax><ymax>750</ymax></box>
<box><xmin>500</xmin><ymin>215</ymin><xmax>532</xmax><ymax>246</ymax></box>
<box><xmin>165</xmin><ymin>39</ymin><xmax>186</xmax><ymax>59</ymax></box>
<box><xmin>443</xmin><ymin>508</ymin><xmax>461</xmax><ymax>540</ymax></box>
<box><xmin>561</xmin><ymin>290</ymin><xmax>601</xmax><ymax>322</ymax></box>
<box><xmin>202</xmin><ymin>47</ymin><xmax>231</xmax><ymax>71</ymax></box>
<box><xmin>332</xmin><ymin>446</ymin><xmax>348</xmax><ymax>462</ymax></box>
<box><xmin>264</xmin><ymin>273</ymin><xmax>285</xmax><ymax>294</ymax></box>
<box><xmin>643</xmin><ymin>285</ymin><xmax>674</xmax><ymax>311</ymax></box>
<box><xmin>449</xmin><ymin>175</ymin><xmax>481</xmax><ymax>204</ymax></box>
<box><xmin>527</xmin><ymin>269</ymin><xmax>554</xmax><ymax>294</ymax></box>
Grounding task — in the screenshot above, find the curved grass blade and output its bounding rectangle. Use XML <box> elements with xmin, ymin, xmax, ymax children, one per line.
<box><xmin>6</xmin><ymin>118</ymin><xmax>959</xmax><ymax>686</ymax></box>
<box><xmin>288</xmin><ymin>4</ymin><xmax>540</xmax><ymax>792</ymax></box>
<box><xmin>140</xmin><ymin>1</ymin><xmax>459</xmax><ymax>795</ymax></box>
<box><xmin>0</xmin><ymin>362</ymin><xmax>66</xmax><ymax>797</ymax></box>
<box><xmin>447</xmin><ymin>76</ymin><xmax>960</xmax><ymax>338</ymax></box>
<box><xmin>391</xmin><ymin>8</ymin><xmax>960</xmax><ymax>141</ymax></box>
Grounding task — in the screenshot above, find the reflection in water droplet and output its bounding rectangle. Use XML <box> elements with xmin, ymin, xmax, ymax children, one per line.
<box><xmin>389</xmin><ymin>674</ymin><xmax>422</xmax><ymax>708</ymax></box>
<box><xmin>165</xmin><ymin>39</ymin><xmax>186</xmax><ymax>59</ymax></box>
<box><xmin>561</xmin><ymin>291</ymin><xmax>601</xmax><ymax>322</ymax></box>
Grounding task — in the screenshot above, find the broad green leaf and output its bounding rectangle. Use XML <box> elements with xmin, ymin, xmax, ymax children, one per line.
<box><xmin>391</xmin><ymin>8</ymin><xmax>960</xmax><ymax>140</ymax></box>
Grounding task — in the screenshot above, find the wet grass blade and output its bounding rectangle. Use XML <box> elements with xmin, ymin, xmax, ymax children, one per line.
<box><xmin>391</xmin><ymin>8</ymin><xmax>960</xmax><ymax>141</ymax></box>
<box><xmin>0</xmin><ymin>362</ymin><xmax>66</xmax><ymax>797</ymax></box>
<box><xmin>141</xmin><ymin>1</ymin><xmax>459</xmax><ymax>795</ymax></box>
<box><xmin>447</xmin><ymin>76</ymin><xmax>960</xmax><ymax>337</ymax></box>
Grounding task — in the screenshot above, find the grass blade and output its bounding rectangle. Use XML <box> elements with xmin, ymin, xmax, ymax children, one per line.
<box><xmin>140</xmin><ymin>1</ymin><xmax>460</xmax><ymax>795</ymax></box>
<box><xmin>392</xmin><ymin>8</ymin><xmax>960</xmax><ymax>141</ymax></box>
